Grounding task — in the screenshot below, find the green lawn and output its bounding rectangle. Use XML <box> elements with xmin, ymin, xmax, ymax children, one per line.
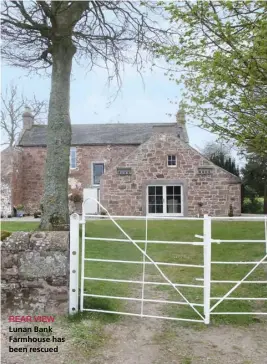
<box><xmin>1</xmin><ymin>221</ymin><xmax>39</xmax><ymax>232</ymax></box>
<box><xmin>2</xmin><ymin>219</ymin><xmax>266</xmax><ymax>325</ymax></box>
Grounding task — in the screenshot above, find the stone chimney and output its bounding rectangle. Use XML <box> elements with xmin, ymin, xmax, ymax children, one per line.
<box><xmin>176</xmin><ymin>104</ymin><xmax>189</xmax><ymax>143</ymax></box>
<box><xmin>22</xmin><ymin>106</ymin><xmax>34</xmax><ymax>130</ymax></box>
<box><xmin>176</xmin><ymin>108</ymin><xmax>186</xmax><ymax>125</ymax></box>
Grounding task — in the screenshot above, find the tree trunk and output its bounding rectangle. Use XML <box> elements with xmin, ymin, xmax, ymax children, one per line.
<box><xmin>39</xmin><ymin>38</ymin><xmax>76</xmax><ymax>231</ymax></box>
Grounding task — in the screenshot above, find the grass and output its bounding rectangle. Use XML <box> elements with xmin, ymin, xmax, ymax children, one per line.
<box><xmin>80</xmin><ymin>219</ymin><xmax>267</xmax><ymax>326</ymax></box>
<box><xmin>2</xmin><ymin>219</ymin><xmax>266</xmax><ymax>326</ymax></box>
<box><xmin>62</xmin><ymin>312</ymin><xmax>109</xmax><ymax>356</ymax></box>
<box><xmin>1</xmin><ymin>221</ymin><xmax>39</xmax><ymax>232</ymax></box>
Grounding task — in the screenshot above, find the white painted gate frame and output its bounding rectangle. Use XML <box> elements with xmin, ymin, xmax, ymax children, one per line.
<box><xmin>69</xmin><ymin>203</ymin><xmax>267</xmax><ymax>324</ymax></box>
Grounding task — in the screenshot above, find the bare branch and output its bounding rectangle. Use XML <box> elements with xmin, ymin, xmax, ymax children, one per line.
<box><xmin>0</xmin><ymin>83</ymin><xmax>47</xmax><ymax>146</ymax></box>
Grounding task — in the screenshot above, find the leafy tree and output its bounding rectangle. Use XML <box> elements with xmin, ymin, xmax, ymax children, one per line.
<box><xmin>211</xmin><ymin>153</ymin><xmax>240</xmax><ymax>177</ymax></box>
<box><xmin>1</xmin><ymin>1</ymin><xmax>170</xmax><ymax>230</ymax></box>
<box><xmin>1</xmin><ymin>84</ymin><xmax>47</xmax><ymax>147</ymax></box>
<box><xmin>156</xmin><ymin>1</ymin><xmax>267</xmax><ymax>156</ymax></box>
<box><xmin>241</xmin><ymin>154</ymin><xmax>267</xmax><ymax>213</ymax></box>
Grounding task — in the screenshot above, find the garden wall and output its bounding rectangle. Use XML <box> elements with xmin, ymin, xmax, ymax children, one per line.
<box><xmin>1</xmin><ymin>231</ymin><xmax>69</xmax><ymax>314</ymax></box>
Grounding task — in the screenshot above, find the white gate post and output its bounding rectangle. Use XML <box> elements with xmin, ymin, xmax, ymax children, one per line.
<box><xmin>69</xmin><ymin>213</ymin><xmax>80</xmax><ymax>314</ymax></box>
<box><xmin>203</xmin><ymin>214</ymin><xmax>211</xmax><ymax>324</ymax></box>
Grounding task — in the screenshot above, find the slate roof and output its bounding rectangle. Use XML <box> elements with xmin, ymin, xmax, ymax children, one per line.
<box><xmin>18</xmin><ymin>123</ymin><xmax>180</xmax><ymax>146</ymax></box>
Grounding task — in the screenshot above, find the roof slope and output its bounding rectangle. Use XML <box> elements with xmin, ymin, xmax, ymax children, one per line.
<box><xmin>18</xmin><ymin>123</ymin><xmax>181</xmax><ymax>146</ymax></box>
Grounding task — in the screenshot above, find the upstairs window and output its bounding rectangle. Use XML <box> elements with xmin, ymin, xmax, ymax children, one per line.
<box><xmin>70</xmin><ymin>147</ymin><xmax>77</xmax><ymax>169</ymax></box>
<box><xmin>92</xmin><ymin>163</ymin><xmax>104</xmax><ymax>185</ymax></box>
<box><xmin>167</xmin><ymin>155</ymin><xmax>177</xmax><ymax>167</ymax></box>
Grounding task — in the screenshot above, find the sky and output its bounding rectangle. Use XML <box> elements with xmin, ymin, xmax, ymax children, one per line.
<box><xmin>1</xmin><ymin>57</ymin><xmax>243</xmax><ymax>164</ymax></box>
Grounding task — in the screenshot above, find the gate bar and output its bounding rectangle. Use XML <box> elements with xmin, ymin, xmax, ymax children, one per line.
<box><xmin>82</xmin><ymin>308</ymin><xmax>204</xmax><ymax>323</ymax></box>
<box><xmin>84</xmin><ymin>277</ymin><xmax>204</xmax><ymax>288</ymax></box>
<box><xmin>196</xmin><ymin>279</ymin><xmax>267</xmax><ymax>284</ymax></box>
<box><xmin>84</xmin><ymin>237</ymin><xmax>203</xmax><ymax>245</ymax></box>
<box><xmin>211</xmin><ymin>261</ymin><xmax>267</xmax><ymax>265</ymax></box>
<box><xmin>211</xmin><ymin>312</ymin><xmax>267</xmax><ymax>315</ymax></box>
<box><xmin>84</xmin><ymin>258</ymin><xmax>204</xmax><ymax>268</ymax></box>
<box><xmin>83</xmin><ymin>293</ymin><xmax>204</xmax><ymax>306</ymax></box>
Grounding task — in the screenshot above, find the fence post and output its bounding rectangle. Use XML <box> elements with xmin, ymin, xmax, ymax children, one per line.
<box><xmin>203</xmin><ymin>214</ymin><xmax>211</xmax><ymax>324</ymax></box>
<box><xmin>69</xmin><ymin>213</ymin><xmax>80</xmax><ymax>314</ymax></box>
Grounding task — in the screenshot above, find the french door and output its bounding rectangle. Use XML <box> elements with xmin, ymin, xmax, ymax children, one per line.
<box><xmin>147</xmin><ymin>185</ymin><xmax>183</xmax><ymax>216</ymax></box>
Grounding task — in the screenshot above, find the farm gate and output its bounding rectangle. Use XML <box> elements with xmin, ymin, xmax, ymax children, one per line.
<box><xmin>69</xmin><ymin>200</ymin><xmax>267</xmax><ymax>324</ymax></box>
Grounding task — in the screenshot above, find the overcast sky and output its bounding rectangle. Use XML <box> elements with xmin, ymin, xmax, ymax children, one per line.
<box><xmin>2</xmin><ymin>59</ymin><xmax>243</xmax><ymax>164</ymax></box>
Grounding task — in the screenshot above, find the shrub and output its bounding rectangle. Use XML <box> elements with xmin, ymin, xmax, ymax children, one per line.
<box><xmin>34</xmin><ymin>211</ymin><xmax>41</xmax><ymax>218</ymax></box>
<box><xmin>1</xmin><ymin>230</ymin><xmax>11</xmax><ymax>241</ymax></box>
<box><xmin>16</xmin><ymin>204</ymin><xmax>24</xmax><ymax>210</ymax></box>
<box><xmin>228</xmin><ymin>204</ymin><xmax>234</xmax><ymax>217</ymax></box>
<box><xmin>69</xmin><ymin>190</ymin><xmax>82</xmax><ymax>203</ymax></box>
<box><xmin>242</xmin><ymin>197</ymin><xmax>263</xmax><ymax>214</ymax></box>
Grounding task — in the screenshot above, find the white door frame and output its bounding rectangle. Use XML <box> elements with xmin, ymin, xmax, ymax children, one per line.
<box><xmin>146</xmin><ymin>184</ymin><xmax>184</xmax><ymax>216</ymax></box>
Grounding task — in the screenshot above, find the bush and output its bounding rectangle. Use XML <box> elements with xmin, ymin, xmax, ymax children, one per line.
<box><xmin>34</xmin><ymin>211</ymin><xmax>41</xmax><ymax>218</ymax></box>
<box><xmin>1</xmin><ymin>230</ymin><xmax>11</xmax><ymax>241</ymax></box>
<box><xmin>242</xmin><ymin>197</ymin><xmax>263</xmax><ymax>214</ymax></box>
<box><xmin>228</xmin><ymin>204</ymin><xmax>234</xmax><ymax>217</ymax></box>
<box><xmin>69</xmin><ymin>190</ymin><xmax>82</xmax><ymax>203</ymax></box>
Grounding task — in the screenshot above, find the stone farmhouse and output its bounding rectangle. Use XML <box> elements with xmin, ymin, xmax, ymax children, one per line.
<box><xmin>0</xmin><ymin>107</ymin><xmax>241</xmax><ymax>217</ymax></box>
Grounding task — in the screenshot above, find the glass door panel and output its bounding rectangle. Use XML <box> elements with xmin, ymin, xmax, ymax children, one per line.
<box><xmin>148</xmin><ymin>186</ymin><xmax>163</xmax><ymax>214</ymax></box>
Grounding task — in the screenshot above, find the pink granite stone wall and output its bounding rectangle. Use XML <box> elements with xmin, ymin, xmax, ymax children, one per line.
<box><xmin>100</xmin><ymin>133</ymin><xmax>241</xmax><ymax>216</ymax></box>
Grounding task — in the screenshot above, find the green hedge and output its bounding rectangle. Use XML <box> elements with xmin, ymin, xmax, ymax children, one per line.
<box><xmin>242</xmin><ymin>197</ymin><xmax>264</xmax><ymax>214</ymax></box>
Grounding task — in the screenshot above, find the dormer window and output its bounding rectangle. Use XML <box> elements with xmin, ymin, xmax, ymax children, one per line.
<box><xmin>167</xmin><ymin>155</ymin><xmax>177</xmax><ymax>167</ymax></box>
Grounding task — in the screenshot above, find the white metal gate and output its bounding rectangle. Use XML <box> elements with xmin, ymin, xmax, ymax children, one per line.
<box><xmin>69</xmin><ymin>201</ymin><xmax>267</xmax><ymax>324</ymax></box>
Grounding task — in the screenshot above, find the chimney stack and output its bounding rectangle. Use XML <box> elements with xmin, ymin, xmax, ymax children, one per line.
<box><xmin>22</xmin><ymin>106</ymin><xmax>34</xmax><ymax>130</ymax></box>
<box><xmin>176</xmin><ymin>104</ymin><xmax>189</xmax><ymax>143</ymax></box>
<box><xmin>176</xmin><ymin>106</ymin><xmax>186</xmax><ymax>125</ymax></box>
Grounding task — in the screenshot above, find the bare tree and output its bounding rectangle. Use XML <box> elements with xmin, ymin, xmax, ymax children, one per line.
<box><xmin>201</xmin><ymin>141</ymin><xmax>231</xmax><ymax>160</ymax></box>
<box><xmin>1</xmin><ymin>84</ymin><xmax>47</xmax><ymax>147</ymax></box>
<box><xmin>1</xmin><ymin>1</ymin><xmax>171</xmax><ymax>230</ymax></box>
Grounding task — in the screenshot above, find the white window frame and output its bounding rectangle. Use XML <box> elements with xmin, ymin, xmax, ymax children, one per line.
<box><xmin>70</xmin><ymin>147</ymin><xmax>77</xmax><ymax>169</ymax></box>
<box><xmin>146</xmin><ymin>185</ymin><xmax>184</xmax><ymax>216</ymax></box>
<box><xmin>91</xmin><ymin>162</ymin><xmax>105</xmax><ymax>186</ymax></box>
<box><xmin>167</xmin><ymin>155</ymin><xmax>177</xmax><ymax>167</ymax></box>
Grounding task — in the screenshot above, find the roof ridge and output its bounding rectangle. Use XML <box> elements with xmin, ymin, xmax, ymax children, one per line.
<box><xmin>31</xmin><ymin>122</ymin><xmax>177</xmax><ymax>126</ymax></box>
<box><xmin>18</xmin><ymin>122</ymin><xmax>182</xmax><ymax>146</ymax></box>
